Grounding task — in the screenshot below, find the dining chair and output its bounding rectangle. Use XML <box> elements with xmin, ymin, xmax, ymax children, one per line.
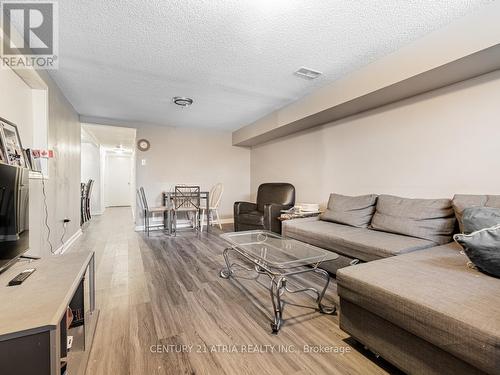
<box><xmin>200</xmin><ymin>183</ymin><xmax>224</xmax><ymax>231</ymax></box>
<box><xmin>172</xmin><ymin>185</ymin><xmax>201</xmax><ymax>232</ymax></box>
<box><xmin>80</xmin><ymin>183</ymin><xmax>87</xmax><ymax>226</ymax></box>
<box><xmin>84</xmin><ymin>179</ymin><xmax>94</xmax><ymax>222</ymax></box>
<box><xmin>138</xmin><ymin>187</ymin><xmax>170</xmax><ymax>236</ymax></box>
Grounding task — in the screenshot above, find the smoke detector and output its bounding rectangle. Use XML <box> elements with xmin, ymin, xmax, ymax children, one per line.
<box><xmin>173</xmin><ymin>96</ymin><xmax>194</xmax><ymax>107</ymax></box>
<box><xmin>294</xmin><ymin>67</ymin><xmax>322</xmax><ymax>80</ymax></box>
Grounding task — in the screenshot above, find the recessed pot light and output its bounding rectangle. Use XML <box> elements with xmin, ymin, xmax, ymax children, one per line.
<box><xmin>172</xmin><ymin>96</ymin><xmax>194</xmax><ymax>107</ymax></box>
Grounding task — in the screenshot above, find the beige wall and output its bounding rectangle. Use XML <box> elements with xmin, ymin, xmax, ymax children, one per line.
<box><xmin>136</xmin><ymin>124</ymin><xmax>251</xmax><ymax>222</ymax></box>
<box><xmin>0</xmin><ymin>67</ymin><xmax>81</xmax><ymax>257</ymax></box>
<box><xmin>0</xmin><ymin>68</ymin><xmax>33</xmax><ymax>146</ymax></box>
<box><xmin>251</xmin><ymin>70</ymin><xmax>500</xmax><ymax>206</ymax></box>
<box><xmin>44</xmin><ymin>72</ymin><xmax>81</xmax><ymax>255</ymax></box>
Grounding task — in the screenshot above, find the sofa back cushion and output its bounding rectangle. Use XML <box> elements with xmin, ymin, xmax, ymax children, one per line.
<box><xmin>320</xmin><ymin>194</ymin><xmax>378</xmax><ymax>228</ymax></box>
<box><xmin>371</xmin><ymin>195</ymin><xmax>455</xmax><ymax>244</ymax></box>
<box><xmin>452</xmin><ymin>194</ymin><xmax>500</xmax><ymax>232</ymax></box>
<box><xmin>461</xmin><ymin>206</ymin><xmax>500</xmax><ymax>234</ymax></box>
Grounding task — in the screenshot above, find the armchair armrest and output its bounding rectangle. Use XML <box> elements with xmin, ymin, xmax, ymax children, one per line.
<box><xmin>234</xmin><ymin>201</ymin><xmax>257</xmax><ymax>215</ymax></box>
<box><xmin>234</xmin><ymin>201</ymin><xmax>258</xmax><ymax>231</ymax></box>
<box><xmin>263</xmin><ymin>203</ymin><xmax>293</xmax><ymax>234</ymax></box>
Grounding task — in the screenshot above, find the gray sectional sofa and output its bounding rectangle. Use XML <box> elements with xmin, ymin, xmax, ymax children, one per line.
<box><xmin>282</xmin><ymin>194</ymin><xmax>500</xmax><ymax>375</ymax></box>
<box><xmin>283</xmin><ymin>193</ymin><xmax>456</xmax><ymax>273</ymax></box>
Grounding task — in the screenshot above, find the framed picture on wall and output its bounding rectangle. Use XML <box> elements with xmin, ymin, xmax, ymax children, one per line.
<box><xmin>0</xmin><ymin>132</ymin><xmax>6</xmax><ymax>164</ymax></box>
<box><xmin>0</xmin><ymin>118</ymin><xmax>27</xmax><ymax>168</ymax></box>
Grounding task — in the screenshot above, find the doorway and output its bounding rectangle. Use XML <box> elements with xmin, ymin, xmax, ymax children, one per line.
<box><xmin>104</xmin><ymin>153</ymin><xmax>133</xmax><ymax>207</ymax></box>
<box><xmin>81</xmin><ymin>123</ymin><xmax>137</xmax><ymax>217</ymax></box>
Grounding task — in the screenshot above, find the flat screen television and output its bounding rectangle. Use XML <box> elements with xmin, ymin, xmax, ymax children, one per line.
<box><xmin>0</xmin><ymin>162</ymin><xmax>29</xmax><ymax>274</ymax></box>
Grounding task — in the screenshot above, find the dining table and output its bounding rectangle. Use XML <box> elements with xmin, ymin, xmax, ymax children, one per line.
<box><xmin>162</xmin><ymin>190</ymin><xmax>211</xmax><ymax>233</ymax></box>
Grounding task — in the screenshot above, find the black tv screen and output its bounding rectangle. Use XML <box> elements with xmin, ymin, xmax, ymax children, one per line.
<box><xmin>0</xmin><ymin>163</ymin><xmax>29</xmax><ymax>273</ymax></box>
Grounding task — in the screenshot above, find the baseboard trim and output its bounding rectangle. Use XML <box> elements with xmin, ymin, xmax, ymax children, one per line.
<box><xmin>134</xmin><ymin>218</ymin><xmax>233</xmax><ymax>232</ymax></box>
<box><xmin>54</xmin><ymin>229</ymin><xmax>83</xmax><ymax>255</ymax></box>
<box><xmin>135</xmin><ymin>220</ymin><xmax>189</xmax><ymax>232</ymax></box>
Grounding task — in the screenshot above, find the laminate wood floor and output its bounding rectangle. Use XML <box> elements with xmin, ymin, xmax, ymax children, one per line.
<box><xmin>72</xmin><ymin>207</ymin><xmax>401</xmax><ymax>375</ymax></box>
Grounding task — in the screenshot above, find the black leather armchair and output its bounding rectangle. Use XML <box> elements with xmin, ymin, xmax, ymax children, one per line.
<box><xmin>234</xmin><ymin>183</ymin><xmax>295</xmax><ymax>234</ymax></box>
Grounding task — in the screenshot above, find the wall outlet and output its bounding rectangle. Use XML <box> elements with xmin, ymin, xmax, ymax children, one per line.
<box><xmin>141</xmin><ymin>159</ymin><xmax>147</xmax><ymax>166</ymax></box>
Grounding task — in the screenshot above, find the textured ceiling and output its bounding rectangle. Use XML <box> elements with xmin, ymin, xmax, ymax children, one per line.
<box><xmin>50</xmin><ymin>0</ymin><xmax>493</xmax><ymax>131</ymax></box>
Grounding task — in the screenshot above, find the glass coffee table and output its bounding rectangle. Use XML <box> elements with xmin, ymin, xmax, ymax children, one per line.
<box><xmin>219</xmin><ymin>230</ymin><xmax>339</xmax><ymax>334</ymax></box>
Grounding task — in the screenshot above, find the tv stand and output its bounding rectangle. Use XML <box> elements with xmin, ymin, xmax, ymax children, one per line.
<box><xmin>0</xmin><ymin>251</ymin><xmax>98</xmax><ymax>375</ymax></box>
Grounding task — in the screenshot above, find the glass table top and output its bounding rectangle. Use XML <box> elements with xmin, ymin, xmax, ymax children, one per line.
<box><xmin>220</xmin><ymin>230</ymin><xmax>339</xmax><ymax>269</ymax></box>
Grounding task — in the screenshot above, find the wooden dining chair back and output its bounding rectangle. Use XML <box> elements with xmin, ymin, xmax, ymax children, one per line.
<box><xmin>139</xmin><ymin>187</ymin><xmax>149</xmax><ymax>210</ymax></box>
<box><xmin>139</xmin><ymin>187</ymin><xmax>153</xmax><ymax>236</ymax></box>
<box><xmin>84</xmin><ymin>179</ymin><xmax>94</xmax><ymax>222</ymax></box>
<box><xmin>138</xmin><ymin>187</ymin><xmax>169</xmax><ymax>236</ymax></box>
<box><xmin>80</xmin><ymin>183</ymin><xmax>87</xmax><ymax>225</ymax></box>
<box><xmin>173</xmin><ymin>185</ymin><xmax>201</xmax><ymax>210</ymax></box>
<box><xmin>201</xmin><ymin>183</ymin><xmax>224</xmax><ymax>231</ymax></box>
<box><xmin>210</xmin><ymin>183</ymin><xmax>224</xmax><ymax>209</ymax></box>
<box><xmin>173</xmin><ymin>185</ymin><xmax>201</xmax><ymax>230</ymax></box>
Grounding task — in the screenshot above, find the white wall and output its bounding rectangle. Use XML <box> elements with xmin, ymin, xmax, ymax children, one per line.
<box><xmin>0</xmin><ymin>67</ymin><xmax>42</xmax><ymax>254</ymax></box>
<box><xmin>251</xmin><ymin>70</ymin><xmax>500</xmax><ymax>206</ymax></box>
<box><xmin>135</xmin><ymin>124</ymin><xmax>251</xmax><ymax>221</ymax></box>
<box><xmin>81</xmin><ymin>141</ymin><xmax>102</xmax><ymax>214</ymax></box>
<box><xmin>0</xmin><ymin>66</ymin><xmax>81</xmax><ymax>257</ymax></box>
<box><xmin>0</xmin><ymin>68</ymin><xmax>33</xmax><ymax>147</ymax></box>
<box><xmin>99</xmin><ymin>146</ymin><xmax>106</xmax><ymax>214</ymax></box>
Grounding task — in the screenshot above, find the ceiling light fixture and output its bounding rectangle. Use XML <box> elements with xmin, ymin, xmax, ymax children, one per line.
<box><xmin>114</xmin><ymin>144</ymin><xmax>125</xmax><ymax>154</ymax></box>
<box><xmin>172</xmin><ymin>96</ymin><xmax>194</xmax><ymax>107</ymax></box>
<box><xmin>294</xmin><ymin>67</ymin><xmax>322</xmax><ymax>80</ymax></box>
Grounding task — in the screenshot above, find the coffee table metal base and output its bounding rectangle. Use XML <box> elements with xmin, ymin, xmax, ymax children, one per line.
<box><xmin>220</xmin><ymin>247</ymin><xmax>336</xmax><ymax>334</ymax></box>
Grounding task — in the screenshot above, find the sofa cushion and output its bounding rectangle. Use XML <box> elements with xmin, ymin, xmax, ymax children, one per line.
<box><xmin>282</xmin><ymin>217</ymin><xmax>434</xmax><ymax>262</ymax></box>
<box><xmin>371</xmin><ymin>195</ymin><xmax>455</xmax><ymax>245</ymax></box>
<box><xmin>452</xmin><ymin>194</ymin><xmax>500</xmax><ymax>232</ymax></box>
<box><xmin>337</xmin><ymin>243</ymin><xmax>500</xmax><ymax>375</ymax></box>
<box><xmin>461</xmin><ymin>206</ymin><xmax>500</xmax><ymax>234</ymax></box>
<box><xmin>320</xmin><ymin>193</ymin><xmax>377</xmax><ymax>228</ymax></box>
<box><xmin>454</xmin><ymin>224</ymin><xmax>500</xmax><ymax>278</ymax></box>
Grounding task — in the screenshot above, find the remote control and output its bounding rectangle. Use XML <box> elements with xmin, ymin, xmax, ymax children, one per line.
<box><xmin>8</xmin><ymin>268</ymin><xmax>36</xmax><ymax>286</ymax></box>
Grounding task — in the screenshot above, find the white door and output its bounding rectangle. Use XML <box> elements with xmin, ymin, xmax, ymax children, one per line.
<box><xmin>105</xmin><ymin>154</ymin><xmax>132</xmax><ymax>207</ymax></box>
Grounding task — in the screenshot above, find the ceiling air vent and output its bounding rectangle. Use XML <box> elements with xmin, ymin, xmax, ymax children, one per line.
<box><xmin>294</xmin><ymin>67</ymin><xmax>322</xmax><ymax>80</ymax></box>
